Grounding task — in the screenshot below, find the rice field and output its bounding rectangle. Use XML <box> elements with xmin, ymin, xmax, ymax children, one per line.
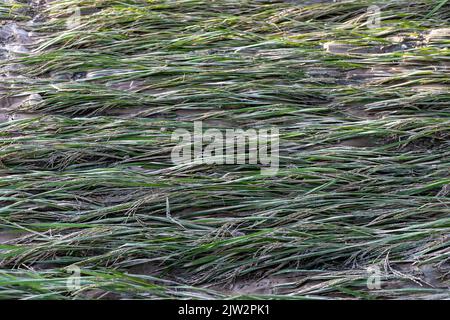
<box><xmin>0</xmin><ymin>0</ymin><xmax>449</xmax><ymax>299</ymax></box>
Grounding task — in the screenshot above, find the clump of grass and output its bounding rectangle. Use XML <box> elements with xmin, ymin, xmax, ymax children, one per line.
<box><xmin>0</xmin><ymin>0</ymin><xmax>449</xmax><ymax>299</ymax></box>
<box><xmin>0</xmin><ymin>1</ymin><xmax>27</xmax><ymax>21</ymax></box>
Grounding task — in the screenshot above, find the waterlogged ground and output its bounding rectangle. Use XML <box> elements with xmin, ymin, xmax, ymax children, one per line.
<box><xmin>0</xmin><ymin>0</ymin><xmax>449</xmax><ymax>299</ymax></box>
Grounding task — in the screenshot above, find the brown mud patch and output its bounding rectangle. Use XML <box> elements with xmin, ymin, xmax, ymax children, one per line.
<box><xmin>0</xmin><ymin>230</ymin><xmax>32</xmax><ymax>243</ymax></box>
